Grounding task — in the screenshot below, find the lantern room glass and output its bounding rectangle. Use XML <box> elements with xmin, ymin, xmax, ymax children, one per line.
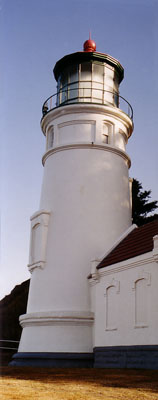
<box><xmin>56</xmin><ymin>61</ymin><xmax>119</xmax><ymax>107</ymax></box>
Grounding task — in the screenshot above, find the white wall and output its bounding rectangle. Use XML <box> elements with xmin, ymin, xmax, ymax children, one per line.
<box><xmin>19</xmin><ymin>102</ymin><xmax>133</xmax><ymax>354</ymax></box>
<box><xmin>92</xmin><ymin>251</ymin><xmax>158</xmax><ymax>347</ymax></box>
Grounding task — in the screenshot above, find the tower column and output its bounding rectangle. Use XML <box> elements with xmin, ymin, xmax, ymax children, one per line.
<box><xmin>11</xmin><ymin>38</ymin><xmax>133</xmax><ymax>367</ymax></box>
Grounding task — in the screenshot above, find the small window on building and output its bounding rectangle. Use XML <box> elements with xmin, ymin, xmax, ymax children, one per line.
<box><xmin>106</xmin><ymin>285</ymin><xmax>117</xmax><ymax>330</ymax></box>
<box><xmin>92</xmin><ymin>63</ymin><xmax>104</xmax><ymax>84</ymax></box>
<box><xmin>60</xmin><ymin>70</ymin><xmax>68</xmax><ymax>103</ymax></box>
<box><xmin>47</xmin><ymin>127</ymin><xmax>54</xmax><ymax>149</ymax></box>
<box><xmin>69</xmin><ymin>65</ymin><xmax>78</xmax><ymax>84</ymax></box>
<box><xmin>69</xmin><ymin>65</ymin><xmax>79</xmax><ymax>101</ymax></box>
<box><xmin>104</xmin><ymin>279</ymin><xmax>119</xmax><ymax>331</ymax></box>
<box><xmin>104</xmin><ymin>65</ymin><xmax>114</xmax><ymax>89</ymax></box>
<box><xmin>135</xmin><ymin>278</ymin><xmax>148</xmax><ymax>327</ymax></box>
<box><xmin>102</xmin><ymin>124</ymin><xmax>109</xmax><ymax>144</ymax></box>
<box><xmin>81</xmin><ymin>62</ymin><xmax>92</xmax><ymax>81</ymax></box>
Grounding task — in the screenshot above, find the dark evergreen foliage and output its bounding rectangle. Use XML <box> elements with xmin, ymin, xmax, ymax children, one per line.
<box><xmin>0</xmin><ymin>279</ymin><xmax>30</xmax><ymax>341</ymax></box>
<box><xmin>132</xmin><ymin>179</ymin><xmax>158</xmax><ymax>226</ymax></box>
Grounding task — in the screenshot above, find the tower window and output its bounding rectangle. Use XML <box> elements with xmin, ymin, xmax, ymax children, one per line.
<box><xmin>81</xmin><ymin>62</ymin><xmax>92</xmax><ymax>81</ymax></box>
<box><xmin>104</xmin><ymin>279</ymin><xmax>120</xmax><ymax>331</ymax></box>
<box><xmin>102</xmin><ymin>123</ymin><xmax>109</xmax><ymax>144</ymax></box>
<box><xmin>47</xmin><ymin>127</ymin><xmax>54</xmax><ymax>149</ymax></box>
<box><xmin>135</xmin><ymin>278</ymin><xmax>148</xmax><ymax>327</ymax></box>
<box><xmin>106</xmin><ymin>285</ymin><xmax>117</xmax><ymax>330</ymax></box>
<box><xmin>92</xmin><ymin>63</ymin><xmax>104</xmax><ymax>84</ymax></box>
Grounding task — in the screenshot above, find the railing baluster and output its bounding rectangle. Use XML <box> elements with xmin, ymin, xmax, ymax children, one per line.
<box><xmin>50</xmin><ymin>97</ymin><xmax>52</xmax><ymax>110</ymax></box>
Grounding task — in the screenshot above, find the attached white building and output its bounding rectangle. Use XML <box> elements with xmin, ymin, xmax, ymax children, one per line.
<box><xmin>11</xmin><ymin>38</ymin><xmax>158</xmax><ymax>369</ymax></box>
<box><xmin>90</xmin><ymin>219</ymin><xmax>158</xmax><ymax>369</ymax></box>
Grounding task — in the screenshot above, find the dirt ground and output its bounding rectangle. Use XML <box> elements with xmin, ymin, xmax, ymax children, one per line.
<box><xmin>1</xmin><ymin>367</ymin><xmax>158</xmax><ymax>400</ymax></box>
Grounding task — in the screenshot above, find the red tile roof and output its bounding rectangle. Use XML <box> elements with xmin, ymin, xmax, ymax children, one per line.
<box><xmin>97</xmin><ymin>220</ymin><xmax>158</xmax><ymax>270</ymax></box>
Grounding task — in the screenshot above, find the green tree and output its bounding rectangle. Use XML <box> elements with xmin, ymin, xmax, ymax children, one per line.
<box><xmin>132</xmin><ymin>179</ymin><xmax>158</xmax><ymax>226</ymax></box>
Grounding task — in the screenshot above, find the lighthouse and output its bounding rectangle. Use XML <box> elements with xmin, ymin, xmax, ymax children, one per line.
<box><xmin>12</xmin><ymin>38</ymin><xmax>133</xmax><ymax>367</ymax></box>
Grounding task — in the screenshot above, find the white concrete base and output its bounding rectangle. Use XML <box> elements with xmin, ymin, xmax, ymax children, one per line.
<box><xmin>18</xmin><ymin>311</ymin><xmax>94</xmax><ymax>353</ymax></box>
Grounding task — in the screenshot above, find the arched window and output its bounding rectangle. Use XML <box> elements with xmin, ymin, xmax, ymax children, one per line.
<box><xmin>47</xmin><ymin>127</ymin><xmax>54</xmax><ymax>149</ymax></box>
<box><xmin>104</xmin><ymin>279</ymin><xmax>120</xmax><ymax>331</ymax></box>
<box><xmin>132</xmin><ymin>273</ymin><xmax>151</xmax><ymax>328</ymax></box>
<box><xmin>102</xmin><ymin>122</ymin><xmax>113</xmax><ymax>144</ymax></box>
<box><xmin>106</xmin><ymin>285</ymin><xmax>117</xmax><ymax>330</ymax></box>
<box><xmin>135</xmin><ymin>278</ymin><xmax>147</xmax><ymax>327</ymax></box>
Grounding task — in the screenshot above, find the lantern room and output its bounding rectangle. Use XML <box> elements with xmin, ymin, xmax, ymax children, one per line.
<box><xmin>42</xmin><ymin>38</ymin><xmax>133</xmax><ymax>120</ymax></box>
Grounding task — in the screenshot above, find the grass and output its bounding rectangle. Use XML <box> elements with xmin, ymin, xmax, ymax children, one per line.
<box><xmin>1</xmin><ymin>367</ymin><xmax>158</xmax><ymax>399</ymax></box>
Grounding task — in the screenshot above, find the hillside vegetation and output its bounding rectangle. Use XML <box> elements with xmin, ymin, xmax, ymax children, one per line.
<box><xmin>0</xmin><ymin>280</ymin><xmax>29</xmax><ymax>365</ymax></box>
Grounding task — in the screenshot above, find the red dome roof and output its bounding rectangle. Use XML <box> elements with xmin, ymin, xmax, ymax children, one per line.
<box><xmin>83</xmin><ymin>37</ymin><xmax>96</xmax><ymax>52</ymax></box>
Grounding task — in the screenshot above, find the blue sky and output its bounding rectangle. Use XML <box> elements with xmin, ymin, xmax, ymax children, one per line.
<box><xmin>1</xmin><ymin>0</ymin><xmax>158</xmax><ymax>299</ymax></box>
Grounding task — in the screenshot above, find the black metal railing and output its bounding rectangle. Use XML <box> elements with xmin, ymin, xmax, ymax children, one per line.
<box><xmin>0</xmin><ymin>339</ymin><xmax>19</xmax><ymax>366</ymax></box>
<box><xmin>0</xmin><ymin>339</ymin><xmax>19</xmax><ymax>351</ymax></box>
<box><xmin>42</xmin><ymin>85</ymin><xmax>133</xmax><ymax>120</ymax></box>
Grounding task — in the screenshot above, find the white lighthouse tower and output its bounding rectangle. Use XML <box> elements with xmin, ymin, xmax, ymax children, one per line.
<box><xmin>12</xmin><ymin>38</ymin><xmax>133</xmax><ymax>367</ymax></box>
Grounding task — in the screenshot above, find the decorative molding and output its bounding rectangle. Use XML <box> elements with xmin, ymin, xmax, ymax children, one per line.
<box><xmin>41</xmin><ymin>103</ymin><xmax>133</xmax><ymax>137</ymax></box>
<box><xmin>132</xmin><ymin>271</ymin><xmax>150</xmax><ymax>329</ymax></box>
<box><xmin>28</xmin><ymin>261</ymin><xmax>45</xmax><ymax>273</ymax></box>
<box><xmin>104</xmin><ymin>278</ymin><xmax>120</xmax><ymax>296</ymax></box>
<box><xmin>42</xmin><ymin>143</ymin><xmax>131</xmax><ymax>168</ymax></box>
<box><xmin>89</xmin><ymin>254</ymin><xmax>154</xmax><ymax>286</ymax></box>
<box><xmin>57</xmin><ymin>119</ymin><xmax>96</xmax><ymax>146</ymax></box>
<box><xmin>28</xmin><ymin>210</ymin><xmax>50</xmax><ymax>272</ymax></box>
<box><xmin>105</xmin><ymin>327</ymin><xmax>117</xmax><ymax>331</ymax></box>
<box><xmin>132</xmin><ymin>271</ymin><xmax>151</xmax><ymax>291</ymax></box>
<box><xmin>119</xmin><ymin>127</ymin><xmax>128</xmax><ymax>143</ymax></box>
<box><xmin>30</xmin><ymin>209</ymin><xmax>50</xmax><ymax>223</ymax></box>
<box><xmin>134</xmin><ymin>324</ymin><xmax>148</xmax><ymax>329</ymax></box>
<box><xmin>104</xmin><ymin>279</ymin><xmax>120</xmax><ymax>331</ymax></box>
<box><xmin>97</xmin><ymin>254</ymin><xmax>154</xmax><ymax>280</ymax></box>
<box><xmin>89</xmin><ymin>260</ymin><xmax>100</xmax><ymax>283</ymax></box>
<box><xmin>19</xmin><ymin>311</ymin><xmax>94</xmax><ymax>328</ymax></box>
<box><xmin>89</xmin><ymin>277</ymin><xmax>99</xmax><ymax>286</ymax></box>
<box><xmin>58</xmin><ymin>119</ymin><xmax>96</xmax><ymax>128</ymax></box>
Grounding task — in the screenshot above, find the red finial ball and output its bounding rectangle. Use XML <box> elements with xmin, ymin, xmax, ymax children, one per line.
<box><xmin>83</xmin><ymin>37</ymin><xmax>96</xmax><ymax>52</ymax></box>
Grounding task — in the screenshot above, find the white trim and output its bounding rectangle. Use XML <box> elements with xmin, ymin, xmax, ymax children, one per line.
<box><xmin>132</xmin><ymin>272</ymin><xmax>151</xmax><ymax>290</ymax></box>
<box><xmin>132</xmin><ymin>272</ymin><xmax>151</xmax><ymax>329</ymax></box>
<box><xmin>19</xmin><ymin>311</ymin><xmax>94</xmax><ymax>328</ymax></box>
<box><xmin>42</xmin><ymin>143</ymin><xmax>131</xmax><ymax>168</ymax></box>
<box><xmin>95</xmin><ymin>224</ymin><xmax>137</xmax><ymax>266</ymax></box>
<box><xmin>58</xmin><ymin>119</ymin><xmax>96</xmax><ymax>128</ymax></box>
<box><xmin>89</xmin><ymin>252</ymin><xmax>154</xmax><ymax>285</ymax></box>
<box><xmin>98</xmin><ymin>254</ymin><xmax>153</xmax><ymax>277</ymax></box>
<box><xmin>30</xmin><ymin>209</ymin><xmax>50</xmax><ymax>221</ymax></box>
<box><xmin>41</xmin><ymin>103</ymin><xmax>133</xmax><ymax>137</ymax></box>
<box><xmin>104</xmin><ymin>278</ymin><xmax>120</xmax><ymax>295</ymax></box>
<box><xmin>28</xmin><ymin>210</ymin><xmax>50</xmax><ymax>271</ymax></box>
<box><xmin>27</xmin><ymin>261</ymin><xmax>45</xmax><ymax>273</ymax></box>
<box><xmin>104</xmin><ymin>279</ymin><xmax>120</xmax><ymax>331</ymax></box>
